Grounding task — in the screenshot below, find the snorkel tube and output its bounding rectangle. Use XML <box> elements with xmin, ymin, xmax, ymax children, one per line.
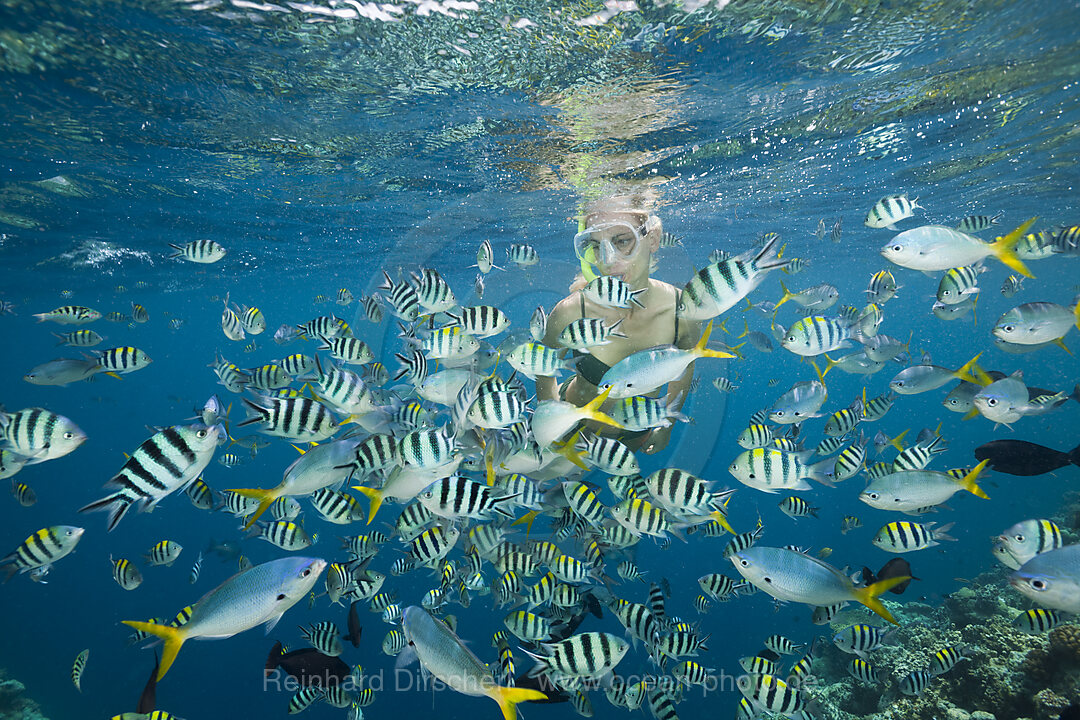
<box><xmin>577</xmin><ymin>215</ymin><xmax>599</xmax><ymax>282</ymax></box>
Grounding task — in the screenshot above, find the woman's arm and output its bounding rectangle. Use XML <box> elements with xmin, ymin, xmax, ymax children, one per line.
<box><xmin>641</xmin><ymin>316</ymin><xmax>702</xmax><ymax>454</ymax></box>
<box><xmin>535</xmin><ymin>297</ymin><xmax>578</xmax><ymax>402</ymax></box>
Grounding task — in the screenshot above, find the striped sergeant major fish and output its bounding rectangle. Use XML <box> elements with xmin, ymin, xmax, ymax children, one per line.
<box><xmin>79</xmin><ymin>421</ymin><xmax>224</xmax><ymax>531</ymax></box>
<box><xmin>237</xmin><ymin>395</ymin><xmax>338</xmax><ymax>442</ymax></box>
<box><xmin>864</xmin><ymin>194</ymin><xmax>920</xmax><ymax>230</ymax></box>
<box><xmin>737</xmin><ymin>674</ymin><xmax>804</xmax><ymax>716</ymax></box>
<box><xmin>95</xmin><ymin>346</ymin><xmax>153</xmax><ymax>375</ymax></box>
<box><xmin>0</xmin><ymin>406</ymin><xmax>87</xmax><ymax>463</ymax></box>
<box><xmin>955</xmin><ymin>211</ymin><xmax>1003</xmax><ymax>234</ymax></box>
<box><xmin>378</xmin><ymin>271</ymin><xmax>420</xmax><ymax>321</ymax></box>
<box><xmin>677</xmin><ymin>233</ymin><xmax>790</xmax><ymax>320</ymax></box>
<box><xmin>1</xmin><ymin>526</ymin><xmax>85</xmax><ymax>582</ymax></box>
<box><xmin>33</xmin><ymin>305</ymin><xmax>102</xmax><ymax>325</ymax></box>
<box><xmin>524</xmin><ymin>631</ymin><xmax>630</xmax><ymax>681</ymax></box>
<box><xmin>401</xmin><ymin>606</ymin><xmax>545</xmax><ymax>720</ymax></box>
<box><xmin>169</xmin><ymin>239</ymin><xmax>226</xmax><ymax>263</ymax></box>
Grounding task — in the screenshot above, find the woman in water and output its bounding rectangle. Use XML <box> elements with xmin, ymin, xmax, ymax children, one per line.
<box><xmin>536</xmin><ymin>194</ymin><xmax>701</xmax><ymax>454</ymax></box>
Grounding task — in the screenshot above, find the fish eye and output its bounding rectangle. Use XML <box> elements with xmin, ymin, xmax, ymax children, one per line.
<box><xmin>774</xmin><ymin>410</ymin><xmax>784</xmax><ymax>417</ymax></box>
<box><xmin>892</xmin><ymin>245</ymin><xmax>902</xmax><ymax>252</ymax></box>
<box><xmin>1003</xmin><ymin>325</ymin><xmax>1014</xmax><ymax>332</ymax></box>
<box><xmin>197</xmin><ymin>429</ymin><xmax>208</xmax><ymax>438</ymax></box>
<box><xmin>301</xmin><ymin>569</ymin><xmax>311</xmax><ymax>577</ymax></box>
<box><xmin>1030</xmin><ymin>579</ymin><xmax>1046</xmax><ymax>591</ymax></box>
<box><xmin>63</xmin><ymin>432</ymin><xmax>74</xmax><ymax>439</ymax></box>
<box><xmin>786</xmin><ymin>336</ymin><xmax>795</xmax><ymax>342</ymax></box>
<box><xmin>868</xmin><ymin>493</ymin><xmax>879</xmax><ymax>499</ymax></box>
<box><xmin>986</xmin><ymin>398</ymin><xmax>998</xmax><ymax>406</ymax></box>
<box><xmin>894</xmin><ymin>381</ymin><xmax>904</xmax><ymax>387</ymax></box>
<box><xmin>1014</xmin><ymin>535</ymin><xmax>1025</xmax><ymax>542</ymax></box>
<box><xmin>763</xmin><ymin>576</ymin><xmax>772</xmax><ymax>584</ymax></box>
<box><xmin>942</xmin><ymin>290</ymin><xmax>951</xmax><ymax>296</ymax></box>
<box><xmin>739</xmin><ymin>559</ymin><xmax>749</xmax><ymax>567</ymax></box>
<box><xmin>277</xmin><ymin>593</ymin><xmax>286</xmax><ymax>600</ymax></box>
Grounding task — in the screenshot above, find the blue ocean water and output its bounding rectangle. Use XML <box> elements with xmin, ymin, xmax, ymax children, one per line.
<box><xmin>1</xmin><ymin>0</ymin><xmax>1079</xmax><ymax>718</ymax></box>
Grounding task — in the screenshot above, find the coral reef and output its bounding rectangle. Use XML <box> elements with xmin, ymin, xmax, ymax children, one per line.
<box><xmin>800</xmin><ymin>566</ymin><xmax>1080</xmax><ymax>720</ymax></box>
<box><xmin>0</xmin><ymin>668</ymin><xmax>49</xmax><ymax>720</ymax></box>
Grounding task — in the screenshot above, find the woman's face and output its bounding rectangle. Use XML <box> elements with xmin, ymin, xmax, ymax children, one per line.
<box><xmin>585</xmin><ymin>211</ymin><xmax>657</xmax><ymax>286</ymax></box>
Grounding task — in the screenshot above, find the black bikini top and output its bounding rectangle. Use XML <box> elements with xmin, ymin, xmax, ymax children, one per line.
<box><xmin>571</xmin><ymin>290</ymin><xmax>680</xmax><ymax>387</ymax></box>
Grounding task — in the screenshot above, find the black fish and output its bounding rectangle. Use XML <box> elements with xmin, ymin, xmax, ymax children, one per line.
<box><xmin>265</xmin><ymin>641</ymin><xmax>351</xmax><ymax>686</ymax></box>
<box><xmin>346</xmin><ymin>600</ymin><xmax>363</xmax><ymax>648</ymax></box>
<box><xmin>974</xmin><ymin>439</ymin><xmax>1080</xmax><ymax>476</ymax></box>
<box><xmin>136</xmin><ymin>653</ymin><xmax>159</xmax><ymax>713</ymax></box>
<box><xmin>862</xmin><ymin>558</ymin><xmax>919</xmax><ymax>595</ymax></box>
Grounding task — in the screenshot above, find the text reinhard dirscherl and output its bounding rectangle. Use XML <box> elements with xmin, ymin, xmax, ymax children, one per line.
<box><xmin>262</xmin><ymin>667</ymin><xmax>813</xmax><ymax>696</ymax></box>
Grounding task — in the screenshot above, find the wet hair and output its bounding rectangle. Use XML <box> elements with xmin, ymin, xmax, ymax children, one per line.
<box><xmin>582</xmin><ymin>192</ymin><xmax>655</xmax><ymax>227</ymax></box>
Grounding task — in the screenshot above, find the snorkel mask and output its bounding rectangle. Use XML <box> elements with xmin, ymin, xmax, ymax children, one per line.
<box><xmin>574</xmin><ymin>215</ymin><xmax>656</xmax><ymax>281</ymax></box>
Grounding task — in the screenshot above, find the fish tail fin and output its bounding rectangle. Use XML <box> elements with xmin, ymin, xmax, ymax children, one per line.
<box><xmin>952</xmin><ymin>352</ymin><xmax>984</xmax><ymax>384</ymax></box>
<box><xmin>485</xmin><ymin>442</ymin><xmax>496</xmax><ymax>487</ymax></box>
<box><xmin>888</xmin><ymin>428</ymin><xmax>909</xmax><ymax>452</ymax></box>
<box><xmin>226</xmin><ymin>488</ymin><xmax>280</xmax><ymax>530</ymax></box>
<box><xmin>737</xmin><ymin>318</ymin><xmax>750</xmax><ymax>340</ymax></box>
<box><xmin>353</xmin><ymin>486</ymin><xmax>384</xmax><ymax>524</ymax></box>
<box><xmin>582</xmin><ymin>386</ymin><xmax>623</xmax><ymax>430</ymax></box>
<box><xmin>78</xmin><ymin>493</ymin><xmax>133</xmax><ymax>533</ymax></box>
<box><xmin>511</xmin><ymin>510</ymin><xmax>541</xmax><ymax>536</ymax></box>
<box><xmin>821</xmin><ymin>354</ymin><xmax>840</xmax><ymax>378</ymax></box>
<box><xmin>957</xmin><ymin>459</ymin><xmax>991</xmax><ymax>499</ymax></box>
<box><xmin>808</xmin><ymin>358</ymin><xmax>828</xmax><ymax>391</ymax></box>
<box><xmin>933</xmin><ymin>522</ymin><xmax>957</xmax><ymax>543</ymax></box>
<box><xmin>773</xmin><ymin>280</ymin><xmax>794</xmax><ymax>310</ymax></box>
<box><xmin>990</xmin><ymin>217</ymin><xmax>1037</xmax><ymax>278</ymax></box>
<box><xmin>694</xmin><ymin>320</ymin><xmax>736</xmax><ymax>359</ymax></box>
<box><xmin>852</xmin><ymin>577</ymin><xmax>910</xmax><ymax>625</ymax></box>
<box><xmin>707</xmin><ymin>509</ymin><xmax>736</xmax><ymax>535</ymax></box>
<box><xmin>1075</xmin><ymin>297</ymin><xmax>1080</xmax><ymax>331</ymax></box>
<box><xmin>694</xmin><ymin>320</ymin><xmax>714</xmax><ymax>351</ymax></box>
<box><xmin>489</xmin><ymin>685</ymin><xmax>548</xmax><ymax>720</ymax></box>
<box><xmin>122</xmin><ymin>621</ymin><xmax>185</xmax><ymax>680</ymax></box>
<box><xmin>1053</xmin><ymin>337</ymin><xmax>1073</xmax><ymax>356</ymax></box>
<box><xmin>1069</xmin><ymin>440</ymin><xmax>1080</xmax><ymax>468</ymax></box>
<box><xmin>552</xmin><ymin>430</ymin><xmax>590</xmax><ymax>470</ymax></box>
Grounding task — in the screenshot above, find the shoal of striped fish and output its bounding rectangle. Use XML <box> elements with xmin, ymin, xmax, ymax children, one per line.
<box><xmin>10</xmin><ymin>188</ymin><xmax>1080</xmax><ymax>720</ymax></box>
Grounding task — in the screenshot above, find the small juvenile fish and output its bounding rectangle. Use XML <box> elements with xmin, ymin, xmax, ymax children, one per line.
<box><xmin>72</xmin><ymin>649</ymin><xmax>89</xmax><ymax>691</ymax></box>
<box><xmin>169</xmin><ymin>239</ymin><xmax>226</xmax><ymax>263</ymax></box>
<box><xmin>507</xmin><ymin>243</ymin><xmax>539</xmax><ymax>267</ymax></box>
<box><xmin>583</xmin><ymin>276</ymin><xmax>645</xmax><ymax>309</ymax></box>
<box><xmin>1000</xmin><ymin>274</ymin><xmax>1023</xmax><ymax>298</ymax></box>
<box><xmin>1012</xmin><ymin>608</ymin><xmax>1062</xmax><ymax>634</ymax></box>
<box><xmin>899</xmin><ymin>669</ymin><xmax>933</xmax><ymax>696</ymax></box>
<box><xmin>53</xmin><ymin>329</ymin><xmax>105</xmax><ymax>347</ymax></box>
<box><xmin>144</xmin><ymin>540</ymin><xmax>183</xmax><ymax>567</ymax></box>
<box><xmin>936</xmin><ymin>265</ymin><xmax>983</xmax><ymax>305</ymax></box>
<box><xmin>865</xmin><ymin>270</ymin><xmax>900</xmax><ymax>303</ymax></box>
<box><xmin>955</xmin><ymin>211</ymin><xmax>1002</xmax><ymax>234</ymax></box>
<box><xmin>865</xmin><ymin>194</ymin><xmax>920</xmax><ymax>230</ymax></box>
<box><xmin>111</xmin><ymin>555</ymin><xmax>144</xmax><ymax>590</ymax></box>
<box><xmin>33</xmin><ymin>305</ymin><xmax>102</xmax><ymax>325</ymax></box>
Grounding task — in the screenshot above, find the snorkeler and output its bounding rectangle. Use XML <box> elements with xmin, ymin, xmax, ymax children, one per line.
<box><xmin>536</xmin><ymin>195</ymin><xmax>701</xmax><ymax>454</ymax></box>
